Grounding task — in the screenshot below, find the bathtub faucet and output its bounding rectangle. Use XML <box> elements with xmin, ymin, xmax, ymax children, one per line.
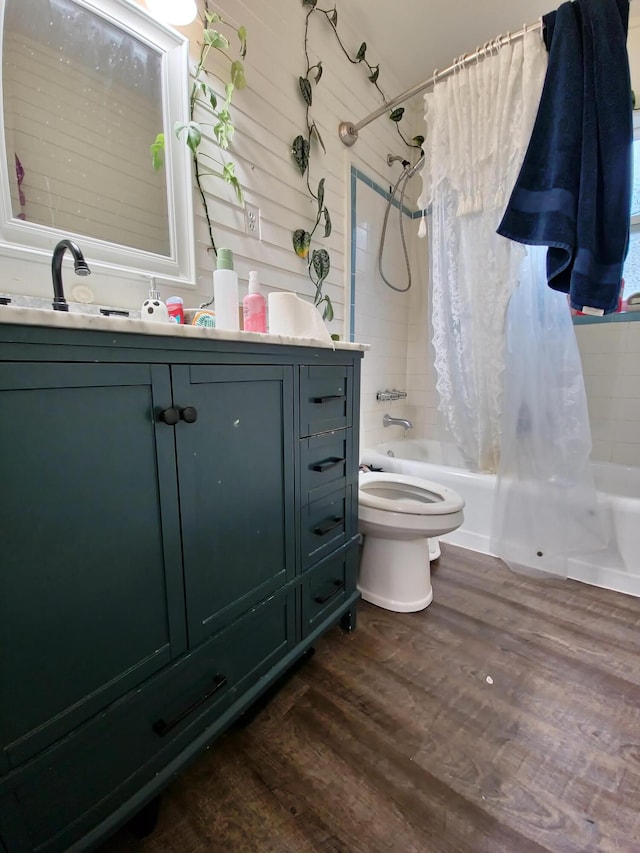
<box><xmin>383</xmin><ymin>413</ymin><xmax>413</xmax><ymax>430</ymax></box>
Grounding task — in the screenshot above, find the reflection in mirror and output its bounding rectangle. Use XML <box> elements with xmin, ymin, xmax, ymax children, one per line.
<box><xmin>0</xmin><ymin>0</ymin><xmax>194</xmax><ymax>286</ymax></box>
<box><xmin>3</xmin><ymin>0</ymin><xmax>169</xmax><ymax>255</ymax></box>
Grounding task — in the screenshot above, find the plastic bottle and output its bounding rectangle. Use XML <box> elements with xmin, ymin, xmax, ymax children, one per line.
<box><xmin>141</xmin><ymin>278</ymin><xmax>169</xmax><ymax>323</ymax></box>
<box><xmin>213</xmin><ymin>248</ymin><xmax>239</xmax><ymax>331</ymax></box>
<box><xmin>243</xmin><ymin>271</ymin><xmax>267</xmax><ymax>333</ymax></box>
<box><xmin>166</xmin><ymin>296</ymin><xmax>184</xmax><ymax>323</ymax></box>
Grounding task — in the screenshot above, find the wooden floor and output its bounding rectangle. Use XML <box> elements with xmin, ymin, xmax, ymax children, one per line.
<box><xmin>99</xmin><ymin>544</ymin><xmax>640</xmax><ymax>853</ymax></box>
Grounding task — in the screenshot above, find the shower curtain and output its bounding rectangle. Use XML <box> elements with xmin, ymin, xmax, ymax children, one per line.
<box><xmin>420</xmin><ymin>28</ymin><xmax>609</xmax><ymax>575</ymax></box>
<box><xmin>420</xmin><ymin>30</ymin><xmax>548</xmax><ymax>473</ymax></box>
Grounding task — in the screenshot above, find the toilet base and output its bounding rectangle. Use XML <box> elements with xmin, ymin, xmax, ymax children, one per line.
<box><xmin>358</xmin><ymin>534</ymin><xmax>433</xmax><ymax>613</ymax></box>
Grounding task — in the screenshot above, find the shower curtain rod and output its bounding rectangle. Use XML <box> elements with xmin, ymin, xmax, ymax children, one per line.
<box><xmin>338</xmin><ymin>19</ymin><xmax>543</xmax><ymax>147</ymax></box>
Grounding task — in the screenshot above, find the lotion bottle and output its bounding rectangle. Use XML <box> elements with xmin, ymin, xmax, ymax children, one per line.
<box><xmin>243</xmin><ymin>271</ymin><xmax>267</xmax><ymax>333</ymax></box>
<box><xmin>213</xmin><ymin>248</ymin><xmax>239</xmax><ymax>331</ymax></box>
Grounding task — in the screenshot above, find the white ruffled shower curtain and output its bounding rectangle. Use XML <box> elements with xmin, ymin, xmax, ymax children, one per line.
<box><xmin>419</xmin><ymin>30</ymin><xmax>548</xmax><ymax>474</ymax></box>
<box><xmin>420</xmin><ymin>29</ymin><xmax>609</xmax><ymax>576</ymax></box>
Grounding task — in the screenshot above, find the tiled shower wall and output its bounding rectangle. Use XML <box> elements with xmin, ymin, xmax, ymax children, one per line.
<box><xmin>352</xmin><ymin>168</ymin><xmax>440</xmax><ymax>451</ymax></box>
<box><xmin>352</xmin><ymin>166</ymin><xmax>640</xmax><ymax>466</ymax></box>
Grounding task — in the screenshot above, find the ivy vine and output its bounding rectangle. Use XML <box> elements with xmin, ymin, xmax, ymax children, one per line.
<box><xmin>291</xmin><ymin>0</ymin><xmax>424</xmax><ymax>321</ymax></box>
<box><xmin>152</xmin><ymin>1</ymin><xmax>247</xmax><ymax>258</ymax></box>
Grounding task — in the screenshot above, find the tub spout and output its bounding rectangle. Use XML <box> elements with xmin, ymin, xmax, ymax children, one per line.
<box><xmin>383</xmin><ymin>413</ymin><xmax>413</xmax><ymax>430</ymax></box>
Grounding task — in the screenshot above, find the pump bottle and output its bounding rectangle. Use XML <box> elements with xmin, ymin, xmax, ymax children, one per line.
<box><xmin>213</xmin><ymin>248</ymin><xmax>239</xmax><ymax>331</ymax></box>
<box><xmin>243</xmin><ymin>271</ymin><xmax>267</xmax><ymax>333</ymax></box>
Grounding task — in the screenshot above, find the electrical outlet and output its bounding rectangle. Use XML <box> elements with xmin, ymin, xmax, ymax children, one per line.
<box><xmin>245</xmin><ymin>203</ymin><xmax>261</xmax><ymax>238</ymax></box>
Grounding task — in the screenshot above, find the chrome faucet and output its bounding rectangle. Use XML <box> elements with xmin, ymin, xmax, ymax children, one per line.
<box><xmin>51</xmin><ymin>239</ymin><xmax>91</xmax><ymax>311</ymax></box>
<box><xmin>383</xmin><ymin>413</ymin><xmax>413</xmax><ymax>430</ymax></box>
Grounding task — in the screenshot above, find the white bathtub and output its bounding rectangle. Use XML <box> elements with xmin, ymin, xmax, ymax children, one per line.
<box><xmin>362</xmin><ymin>439</ymin><xmax>640</xmax><ymax>597</ymax></box>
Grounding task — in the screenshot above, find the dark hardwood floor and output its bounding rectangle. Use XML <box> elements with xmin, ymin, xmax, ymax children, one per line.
<box><xmin>98</xmin><ymin>544</ymin><xmax>640</xmax><ymax>853</ymax></box>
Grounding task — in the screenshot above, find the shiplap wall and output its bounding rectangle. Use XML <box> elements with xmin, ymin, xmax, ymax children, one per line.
<box><xmin>2</xmin><ymin>0</ymin><xmax>414</xmax><ymax>325</ymax></box>
<box><xmin>174</xmin><ymin>0</ymin><xmax>421</xmax><ymax>333</ymax></box>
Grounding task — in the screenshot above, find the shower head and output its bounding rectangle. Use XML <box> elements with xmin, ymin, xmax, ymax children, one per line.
<box><xmin>387</xmin><ymin>153</ymin><xmax>410</xmax><ymax>168</ymax></box>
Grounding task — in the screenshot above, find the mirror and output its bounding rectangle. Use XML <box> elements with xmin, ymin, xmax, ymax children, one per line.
<box><xmin>0</xmin><ymin>0</ymin><xmax>195</xmax><ymax>285</ymax></box>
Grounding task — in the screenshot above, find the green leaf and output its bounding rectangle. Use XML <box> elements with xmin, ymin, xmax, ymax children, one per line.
<box><xmin>175</xmin><ymin>120</ymin><xmax>201</xmax><ymax>154</ymax></box>
<box><xmin>205</xmin><ymin>11</ymin><xmax>221</xmax><ymax>23</ymax></box>
<box><xmin>368</xmin><ymin>65</ymin><xmax>379</xmax><ymax>84</ymax></box>
<box><xmin>389</xmin><ymin>107</ymin><xmax>404</xmax><ymax>123</ymax></box>
<box><xmin>203</xmin><ymin>29</ymin><xmax>229</xmax><ymax>49</ymax></box>
<box><xmin>356</xmin><ymin>42</ymin><xmax>367</xmax><ymax>61</ymax></box>
<box><xmin>150</xmin><ymin>133</ymin><xmax>165</xmax><ymax>171</ymax></box>
<box><xmin>323</xmin><ymin>207</ymin><xmax>332</xmax><ymax>238</ymax></box>
<box><xmin>317</xmin><ymin>177</ymin><xmax>325</xmax><ymax>212</ymax></box>
<box><xmin>311</xmin><ymin>122</ymin><xmax>326</xmax><ymax>154</ymax></box>
<box><xmin>302</xmin><ymin>0</ymin><xmax>317</xmax><ymax>6</ymax></box>
<box><xmin>311</xmin><ymin>248</ymin><xmax>330</xmax><ymax>283</ymax></box>
<box><xmin>222</xmin><ymin>162</ymin><xmax>244</xmax><ymax>205</ymax></box>
<box><xmin>314</xmin><ymin>62</ymin><xmax>323</xmax><ymax>84</ymax></box>
<box><xmin>329</xmin><ymin>7</ymin><xmax>338</xmax><ymax>25</ymax></box>
<box><xmin>238</xmin><ymin>25</ymin><xmax>247</xmax><ymax>58</ymax></box>
<box><xmin>291</xmin><ymin>135</ymin><xmax>310</xmax><ymax>175</ymax></box>
<box><xmin>299</xmin><ymin>76</ymin><xmax>312</xmax><ymax>106</ymax></box>
<box><xmin>231</xmin><ymin>60</ymin><xmax>246</xmax><ymax>89</ymax></box>
<box><xmin>293</xmin><ymin>229</ymin><xmax>311</xmax><ymax>258</ymax></box>
<box><xmin>323</xmin><ymin>296</ymin><xmax>334</xmax><ymax>322</ymax></box>
<box><xmin>209</xmin><ymin>91</ymin><xmax>218</xmax><ymax>112</ymax></box>
<box><xmin>412</xmin><ymin>135</ymin><xmax>425</xmax><ymax>146</ymax></box>
<box><xmin>224</xmin><ymin>82</ymin><xmax>234</xmax><ymax>107</ymax></box>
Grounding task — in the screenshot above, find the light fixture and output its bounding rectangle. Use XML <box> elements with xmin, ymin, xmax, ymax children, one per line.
<box><xmin>145</xmin><ymin>0</ymin><xmax>197</xmax><ymax>26</ymax></box>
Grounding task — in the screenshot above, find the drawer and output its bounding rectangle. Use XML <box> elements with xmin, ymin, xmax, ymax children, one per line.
<box><xmin>11</xmin><ymin>590</ymin><xmax>294</xmax><ymax>852</ymax></box>
<box><xmin>300</xmin><ymin>365</ymin><xmax>352</xmax><ymax>437</ymax></box>
<box><xmin>300</xmin><ymin>429</ymin><xmax>349</xmax><ymax>497</ymax></box>
<box><xmin>302</xmin><ymin>542</ymin><xmax>358</xmax><ymax>635</ymax></box>
<box><xmin>301</xmin><ymin>485</ymin><xmax>353</xmax><ymax>570</ymax></box>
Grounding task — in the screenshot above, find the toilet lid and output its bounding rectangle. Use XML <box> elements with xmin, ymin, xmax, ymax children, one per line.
<box><xmin>359</xmin><ymin>471</ymin><xmax>465</xmax><ymax>516</ymax></box>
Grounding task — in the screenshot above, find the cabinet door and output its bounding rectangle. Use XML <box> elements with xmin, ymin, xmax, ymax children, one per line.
<box><xmin>0</xmin><ymin>362</ymin><xmax>186</xmax><ymax>766</ymax></box>
<box><xmin>172</xmin><ymin>365</ymin><xmax>295</xmax><ymax>647</ymax></box>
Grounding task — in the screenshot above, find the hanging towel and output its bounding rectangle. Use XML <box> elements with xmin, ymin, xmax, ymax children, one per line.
<box><xmin>497</xmin><ymin>0</ymin><xmax>632</xmax><ymax>315</ymax></box>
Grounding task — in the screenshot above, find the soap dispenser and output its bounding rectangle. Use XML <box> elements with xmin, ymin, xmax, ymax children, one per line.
<box><xmin>141</xmin><ymin>278</ymin><xmax>169</xmax><ymax>322</ymax></box>
<box><xmin>243</xmin><ymin>271</ymin><xmax>267</xmax><ymax>332</ymax></box>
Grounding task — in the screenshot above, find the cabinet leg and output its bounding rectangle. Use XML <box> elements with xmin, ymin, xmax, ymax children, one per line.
<box><xmin>129</xmin><ymin>795</ymin><xmax>161</xmax><ymax>839</ymax></box>
<box><xmin>340</xmin><ymin>608</ymin><xmax>357</xmax><ymax>633</ymax></box>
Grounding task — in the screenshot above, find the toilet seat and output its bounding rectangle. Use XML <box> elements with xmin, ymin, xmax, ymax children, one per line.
<box><xmin>359</xmin><ymin>472</ymin><xmax>464</xmax><ymax>516</ymax></box>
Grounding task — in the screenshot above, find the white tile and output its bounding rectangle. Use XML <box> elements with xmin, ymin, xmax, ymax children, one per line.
<box><xmin>624</xmin><ymin>322</ymin><xmax>640</xmax><ymax>353</ymax></box>
<box><xmin>611</xmin><ymin>443</ymin><xmax>640</xmax><ymax>465</ymax></box>
<box><xmin>590</xmin><ymin>440</ymin><xmax>614</xmax><ymax>462</ymax></box>
<box><xmin>613</xmin><ymin>373</ymin><xmax>640</xmax><ymax>399</ymax></box>
<box><xmin>613</xmin><ymin>420</ymin><xmax>640</xmax><ymax>443</ymax></box>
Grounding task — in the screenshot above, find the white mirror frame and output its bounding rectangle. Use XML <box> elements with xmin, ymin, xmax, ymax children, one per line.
<box><xmin>0</xmin><ymin>0</ymin><xmax>195</xmax><ymax>287</ymax></box>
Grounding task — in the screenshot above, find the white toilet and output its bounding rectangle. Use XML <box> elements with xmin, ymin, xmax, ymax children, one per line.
<box><xmin>358</xmin><ymin>471</ymin><xmax>465</xmax><ymax>613</ymax></box>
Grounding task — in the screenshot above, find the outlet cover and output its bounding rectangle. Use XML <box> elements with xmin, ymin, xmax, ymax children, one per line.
<box><xmin>245</xmin><ymin>203</ymin><xmax>261</xmax><ymax>238</ymax></box>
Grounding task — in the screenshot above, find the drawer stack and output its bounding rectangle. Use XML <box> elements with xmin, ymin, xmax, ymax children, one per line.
<box><xmin>298</xmin><ymin>364</ymin><xmax>360</xmax><ymax>636</ymax></box>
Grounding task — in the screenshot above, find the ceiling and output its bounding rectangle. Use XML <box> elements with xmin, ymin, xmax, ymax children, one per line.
<box><xmin>341</xmin><ymin>0</ymin><xmax>638</xmax><ymax>95</ymax></box>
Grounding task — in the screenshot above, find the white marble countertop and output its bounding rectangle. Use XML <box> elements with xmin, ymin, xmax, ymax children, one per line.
<box><xmin>0</xmin><ymin>301</ymin><xmax>369</xmax><ymax>352</ymax></box>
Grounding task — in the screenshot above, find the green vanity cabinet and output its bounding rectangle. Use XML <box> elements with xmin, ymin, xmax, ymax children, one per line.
<box><xmin>0</xmin><ymin>323</ymin><xmax>363</xmax><ymax>853</ymax></box>
<box><xmin>0</xmin><ymin>361</ymin><xmax>187</xmax><ymax>767</ymax></box>
<box><xmin>171</xmin><ymin>364</ymin><xmax>296</xmax><ymax>648</ymax></box>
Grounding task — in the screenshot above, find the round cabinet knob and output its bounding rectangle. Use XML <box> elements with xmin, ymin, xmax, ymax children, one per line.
<box><xmin>180</xmin><ymin>406</ymin><xmax>198</xmax><ymax>423</ymax></box>
<box><xmin>159</xmin><ymin>407</ymin><xmax>180</xmax><ymax>425</ymax></box>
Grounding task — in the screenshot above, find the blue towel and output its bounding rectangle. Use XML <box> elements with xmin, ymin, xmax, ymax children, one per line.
<box><xmin>497</xmin><ymin>0</ymin><xmax>632</xmax><ymax>314</ymax></box>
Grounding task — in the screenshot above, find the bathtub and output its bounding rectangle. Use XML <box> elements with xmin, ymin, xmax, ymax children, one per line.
<box><xmin>361</xmin><ymin>439</ymin><xmax>640</xmax><ymax>597</ymax></box>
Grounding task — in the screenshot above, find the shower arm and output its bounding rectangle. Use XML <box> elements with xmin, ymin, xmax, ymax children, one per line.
<box><xmin>338</xmin><ymin>19</ymin><xmax>543</xmax><ymax>147</ymax></box>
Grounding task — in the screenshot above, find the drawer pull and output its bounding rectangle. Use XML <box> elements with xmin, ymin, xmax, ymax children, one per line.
<box><xmin>152</xmin><ymin>673</ymin><xmax>227</xmax><ymax>737</ymax></box>
<box><xmin>311</xmin><ymin>456</ymin><xmax>344</xmax><ymax>472</ymax></box>
<box><xmin>313</xmin><ymin>516</ymin><xmax>343</xmax><ymax>537</ymax></box>
<box><xmin>312</xmin><ymin>395</ymin><xmax>345</xmax><ymax>404</ymax></box>
<box><xmin>314</xmin><ymin>580</ymin><xmax>344</xmax><ymax>604</ymax></box>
